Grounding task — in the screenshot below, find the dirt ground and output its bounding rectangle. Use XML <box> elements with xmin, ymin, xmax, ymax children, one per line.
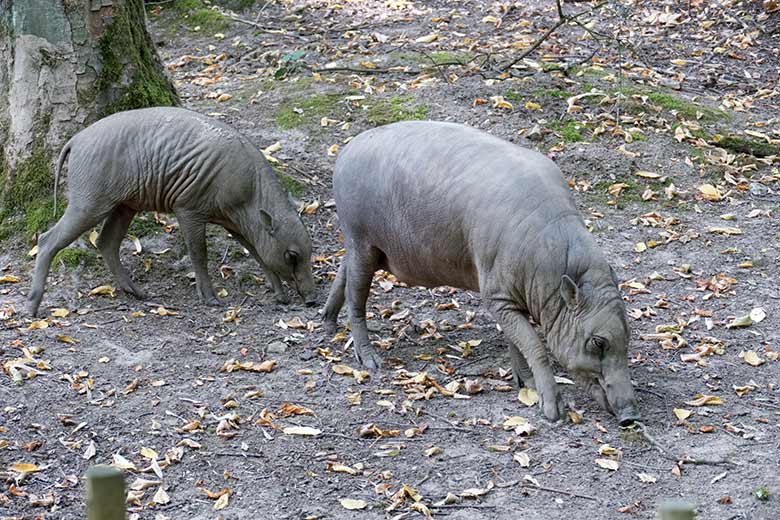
<box><xmin>2</xmin><ymin>1</ymin><xmax>780</xmax><ymax>519</ymax></box>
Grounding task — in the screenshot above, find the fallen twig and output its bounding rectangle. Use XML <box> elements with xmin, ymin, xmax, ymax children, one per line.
<box><xmin>635</xmin><ymin>421</ymin><xmax>735</xmax><ymax>466</ymax></box>
<box><xmin>429</xmin><ymin>504</ymin><xmax>498</xmax><ymax>510</ymax></box>
<box><xmin>495</xmin><ymin>479</ymin><xmax>598</xmax><ymax>501</ymax></box>
<box><xmin>419</xmin><ymin>409</ymin><xmax>477</xmax><ymax>433</ymax></box>
<box><xmin>501</xmin><ymin>0</ymin><xmax>608</xmax><ymax>71</ymax></box>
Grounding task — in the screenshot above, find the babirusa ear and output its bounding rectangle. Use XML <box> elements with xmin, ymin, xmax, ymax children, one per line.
<box><xmin>288</xmin><ymin>192</ymin><xmax>303</xmax><ymax>212</ymax></box>
<box><xmin>260</xmin><ymin>209</ymin><xmax>275</xmax><ymax>235</ymax></box>
<box><xmin>560</xmin><ymin>274</ymin><xmax>579</xmax><ymax>310</ymax></box>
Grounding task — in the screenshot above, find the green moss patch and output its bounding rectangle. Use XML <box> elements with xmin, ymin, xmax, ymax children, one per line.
<box><xmin>616</xmin><ymin>87</ymin><xmax>725</xmax><ymax>122</ymax></box>
<box><xmin>173</xmin><ymin>0</ymin><xmax>228</xmax><ymax>31</ymax></box>
<box><xmin>128</xmin><ymin>214</ymin><xmax>162</xmax><ymax>237</ymax></box>
<box><xmin>98</xmin><ymin>0</ymin><xmax>179</xmax><ymax>116</ymax></box>
<box><xmin>275</xmin><ymin>93</ymin><xmax>346</xmax><ymax>130</ymax></box>
<box><xmin>550</xmin><ymin>121</ymin><xmax>586</xmax><ymax>143</ymax></box>
<box><xmin>714</xmin><ymin>135</ymin><xmax>780</xmax><ymax>158</ymax></box>
<box><xmin>53</xmin><ymin>247</ymin><xmax>97</xmax><ymax>270</ymax></box>
<box><xmin>270</xmin><ymin>164</ymin><xmax>304</xmax><ymax>197</ymax></box>
<box><xmin>366</xmin><ymin>96</ymin><xmax>428</xmax><ymax>126</ymax></box>
<box><xmin>0</xmin><ymin>145</ymin><xmax>63</xmax><ymax>240</ymax></box>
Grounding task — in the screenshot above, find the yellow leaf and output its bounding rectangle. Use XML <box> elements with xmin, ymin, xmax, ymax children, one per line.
<box><xmin>27</xmin><ymin>320</ymin><xmax>49</xmax><ymax>331</ymax></box>
<box><xmin>481</xmin><ymin>15</ymin><xmax>498</xmax><ymax>23</ymax></box>
<box><xmin>0</xmin><ymin>275</ymin><xmax>20</xmax><ymax>284</ymax></box>
<box><xmin>635</xmin><ymin>171</ymin><xmax>661</xmax><ymax>179</ymax></box>
<box><xmin>517</xmin><ymin>388</ymin><xmax>539</xmax><ymax>407</ymax></box>
<box><xmin>154</xmin><ymin>306</ymin><xmax>179</xmax><ymax>317</ymax></box>
<box><xmin>214</xmin><ymin>493</ymin><xmax>229</xmax><ymax>510</ymax></box>
<box><xmin>634</xmin><ymin>242</ymin><xmax>647</xmax><ymax>253</ymax></box>
<box><xmin>594</xmin><ymin>458</ymin><xmax>619</xmax><ymax>471</ymax></box>
<box><xmin>302</xmin><ymin>200</ymin><xmax>320</xmax><ymax>215</ymax></box>
<box><xmin>89</xmin><ymin>229</ymin><xmax>99</xmax><ymax>248</ymax></box>
<box><xmin>28</xmin><ymin>245</ymin><xmax>38</xmax><ymax>257</ymax></box>
<box><xmin>282</xmin><ymin>426</ymin><xmax>322</xmax><ymax>436</ymax></box>
<box><xmin>725</xmin><ymin>314</ymin><xmax>752</xmax><ymax>328</ymax></box>
<box><xmin>327</xmin><ymin>144</ymin><xmax>339</xmax><ymax>156</ymax></box>
<box><xmin>112</xmin><ymin>453</ymin><xmax>137</xmax><ymax>470</ymax></box>
<box><xmin>490</xmin><ymin>95</ymin><xmax>513</xmax><ymax>111</ymax></box>
<box><xmin>329</xmin><ymin>463</ymin><xmax>357</xmax><ymax>475</ymax></box>
<box><xmin>50</xmin><ymin>308</ymin><xmax>70</xmax><ymax>318</ymax></box>
<box><xmin>513</xmin><ymin>451</ymin><xmax>530</xmax><ymax>467</ymax></box>
<box><xmin>217</xmin><ymin>93</ymin><xmax>233</xmax><ymax>102</ymax></box>
<box><xmin>340</xmin><ymin>498</ymin><xmax>368</xmax><ymax>510</ymax></box>
<box><xmin>598</xmin><ymin>444</ymin><xmax>617</xmax><ymax>456</ymax></box>
<box><xmin>424</xmin><ymin>446</ymin><xmax>442</xmax><ymax>457</ymax></box>
<box><xmin>56</xmin><ymin>335</ymin><xmax>79</xmax><ymax>345</ymax></box>
<box><xmin>670</xmin><ymin>59</ymin><xmax>688</xmax><ymax>66</ymax></box>
<box><xmin>89</xmin><ymin>285</ymin><xmax>116</xmax><ymax>297</ymax></box>
<box><xmin>740</xmin><ymin>350</ymin><xmax>765</xmax><ymax>367</ymax></box>
<box><xmin>10</xmin><ymin>463</ymin><xmax>41</xmax><ymax>473</ymax></box>
<box><xmin>697</xmin><ymin>184</ymin><xmax>723</xmax><ymax>201</ymax></box>
<box><xmin>415</xmin><ymin>33</ymin><xmax>438</xmax><ymax>43</ymax></box>
<box><xmin>153</xmin><ymin>486</ymin><xmax>170</xmax><ymax>505</ymax></box>
<box><xmin>707</xmin><ymin>226</ymin><xmax>743</xmax><ymax>235</ymax></box>
<box><xmin>744</xmin><ymin>129</ymin><xmax>769</xmax><ymax>142</ymax></box>
<box><xmin>524</xmin><ymin>101</ymin><xmax>542</xmax><ymax>110</ymax></box>
<box><xmin>502</xmin><ymin>416</ymin><xmax>527</xmax><ymax>429</ymax></box>
<box><xmin>140</xmin><ymin>447</ymin><xmax>158</xmax><ymax>460</ymax></box>
<box><xmin>684</xmin><ymin>395</ymin><xmax>723</xmax><ymax>407</ymax></box>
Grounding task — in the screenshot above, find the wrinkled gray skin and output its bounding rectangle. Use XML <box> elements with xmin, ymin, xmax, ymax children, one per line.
<box><xmin>324</xmin><ymin>121</ymin><xmax>639</xmax><ymax>425</ymax></box>
<box><xmin>28</xmin><ymin>107</ymin><xmax>315</xmax><ymax>317</ymax></box>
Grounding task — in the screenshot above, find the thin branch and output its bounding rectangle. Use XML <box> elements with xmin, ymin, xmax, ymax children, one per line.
<box><xmin>495</xmin><ymin>479</ymin><xmax>598</xmax><ymax>501</ymax></box>
<box><xmin>500</xmin><ymin>0</ymin><xmax>608</xmax><ymax>71</ymax></box>
<box><xmin>635</xmin><ymin>421</ymin><xmax>735</xmax><ymax>466</ymax></box>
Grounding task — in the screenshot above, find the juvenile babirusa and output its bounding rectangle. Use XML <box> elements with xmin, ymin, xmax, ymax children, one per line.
<box><xmin>28</xmin><ymin>107</ymin><xmax>316</xmax><ymax>316</ymax></box>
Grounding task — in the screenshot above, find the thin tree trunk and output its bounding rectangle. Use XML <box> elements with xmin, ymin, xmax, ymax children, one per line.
<box><xmin>0</xmin><ymin>0</ymin><xmax>178</xmax><ymax>239</ymax></box>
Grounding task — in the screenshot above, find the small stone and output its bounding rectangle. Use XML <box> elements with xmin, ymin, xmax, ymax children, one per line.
<box><xmin>267</xmin><ymin>341</ymin><xmax>287</xmax><ymax>354</ymax></box>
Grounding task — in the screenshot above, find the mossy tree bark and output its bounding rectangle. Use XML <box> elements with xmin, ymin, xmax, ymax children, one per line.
<box><xmin>0</xmin><ymin>0</ymin><xmax>178</xmax><ymax>239</ymax></box>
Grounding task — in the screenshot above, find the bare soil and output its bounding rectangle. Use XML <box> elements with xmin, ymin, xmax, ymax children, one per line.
<box><xmin>2</xmin><ymin>1</ymin><xmax>779</xmax><ymax>519</ymax></box>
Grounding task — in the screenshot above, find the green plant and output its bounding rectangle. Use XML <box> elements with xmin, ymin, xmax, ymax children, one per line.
<box><xmin>366</xmin><ymin>96</ymin><xmax>428</xmax><ymax>126</ymax></box>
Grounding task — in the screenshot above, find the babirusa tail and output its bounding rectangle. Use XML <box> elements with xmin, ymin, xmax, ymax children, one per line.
<box><xmin>53</xmin><ymin>140</ymin><xmax>72</xmax><ymax>217</ymax></box>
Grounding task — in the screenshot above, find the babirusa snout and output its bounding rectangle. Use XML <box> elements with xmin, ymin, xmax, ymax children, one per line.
<box><xmin>297</xmin><ymin>272</ymin><xmax>317</xmax><ymax>307</ymax></box>
<box><xmin>599</xmin><ymin>371</ymin><xmax>640</xmax><ymax>426</ymax></box>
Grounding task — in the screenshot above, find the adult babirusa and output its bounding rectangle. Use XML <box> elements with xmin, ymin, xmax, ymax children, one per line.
<box><xmin>324</xmin><ymin>121</ymin><xmax>640</xmax><ymax>425</ymax></box>
<box><xmin>28</xmin><ymin>107</ymin><xmax>316</xmax><ymax>317</ymax></box>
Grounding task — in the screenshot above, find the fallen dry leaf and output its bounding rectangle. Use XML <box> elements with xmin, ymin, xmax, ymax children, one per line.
<box><xmin>685</xmin><ymin>395</ymin><xmax>723</xmax><ymax>407</ymax></box>
<box><xmin>594</xmin><ymin>458</ymin><xmax>619</xmax><ymax>471</ymax></box>
<box><xmin>282</xmin><ymin>426</ymin><xmax>322</xmax><ymax>436</ymax></box>
<box><xmin>740</xmin><ymin>350</ymin><xmax>765</xmax><ymax>367</ymax></box>
<box><xmin>673</xmin><ymin>408</ymin><xmax>692</xmax><ymax>421</ymax></box>
<box><xmin>340</xmin><ymin>498</ymin><xmax>367</xmax><ymax>510</ymax></box>
<box><xmin>517</xmin><ymin>388</ymin><xmax>539</xmax><ymax>407</ymax></box>
<box><xmin>89</xmin><ymin>285</ymin><xmax>116</xmax><ymax>297</ymax></box>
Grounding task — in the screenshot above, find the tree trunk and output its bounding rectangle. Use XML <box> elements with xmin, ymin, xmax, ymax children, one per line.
<box><xmin>0</xmin><ymin>0</ymin><xmax>178</xmax><ymax>239</ymax></box>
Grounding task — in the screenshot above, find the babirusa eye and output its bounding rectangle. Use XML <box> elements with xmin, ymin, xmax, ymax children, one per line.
<box><xmin>591</xmin><ymin>336</ymin><xmax>606</xmax><ymax>350</ymax></box>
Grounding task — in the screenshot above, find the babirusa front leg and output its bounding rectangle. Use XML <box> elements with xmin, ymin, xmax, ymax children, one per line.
<box><xmin>490</xmin><ymin>299</ymin><xmax>565</xmax><ymax>421</ymax></box>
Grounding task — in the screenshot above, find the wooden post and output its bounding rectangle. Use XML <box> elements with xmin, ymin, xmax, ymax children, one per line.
<box><xmin>86</xmin><ymin>465</ymin><xmax>126</xmax><ymax>520</ymax></box>
<box><xmin>658</xmin><ymin>500</ymin><xmax>696</xmax><ymax>520</ymax></box>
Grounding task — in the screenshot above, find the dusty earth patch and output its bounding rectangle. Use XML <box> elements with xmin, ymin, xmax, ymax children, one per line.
<box><xmin>1</xmin><ymin>1</ymin><xmax>779</xmax><ymax>519</ymax></box>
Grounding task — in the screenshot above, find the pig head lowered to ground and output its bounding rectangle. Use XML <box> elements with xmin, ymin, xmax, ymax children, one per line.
<box><xmin>28</xmin><ymin>107</ymin><xmax>315</xmax><ymax>317</ymax></box>
<box><xmin>324</xmin><ymin>121</ymin><xmax>639</xmax><ymax>424</ymax></box>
